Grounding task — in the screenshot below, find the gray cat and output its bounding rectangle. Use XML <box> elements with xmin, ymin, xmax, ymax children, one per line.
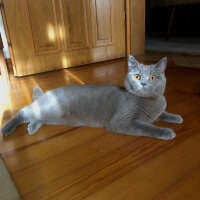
<box><xmin>1</xmin><ymin>56</ymin><xmax>183</xmax><ymax>140</ymax></box>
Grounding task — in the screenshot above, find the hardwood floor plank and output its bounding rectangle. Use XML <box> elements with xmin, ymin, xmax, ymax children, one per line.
<box><xmin>3</xmin><ymin>127</ymin><xmax>105</xmax><ymax>173</ymax></box>
<box><xmin>155</xmin><ymin>166</ymin><xmax>200</xmax><ymax>200</ymax></box>
<box><xmin>83</xmin><ymin>132</ymin><xmax>200</xmax><ymax>200</ymax></box>
<box><xmin>23</xmin><ymin>137</ymin><xmax>148</xmax><ymax>200</ymax></box>
<box><xmin>0</xmin><ymin>126</ymin><xmax>75</xmax><ymax>154</ymax></box>
<box><xmin>165</xmin><ymin>91</ymin><xmax>193</xmax><ymax>107</ymax></box>
<box><xmin>39</xmin><ymin>128</ymin><xmax>199</xmax><ymax>200</ymax></box>
<box><xmin>10</xmin><ymin>131</ymin><xmax>139</xmax><ymax>195</ymax></box>
<box><xmin>165</xmin><ymin>96</ymin><xmax>200</xmax><ymax>116</ymax></box>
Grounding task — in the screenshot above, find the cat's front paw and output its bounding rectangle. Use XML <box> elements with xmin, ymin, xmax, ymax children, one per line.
<box><xmin>173</xmin><ymin>114</ymin><xmax>183</xmax><ymax>124</ymax></box>
<box><xmin>159</xmin><ymin>128</ymin><xmax>176</xmax><ymax>140</ymax></box>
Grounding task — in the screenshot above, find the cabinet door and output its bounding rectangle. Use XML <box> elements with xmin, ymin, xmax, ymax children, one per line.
<box><xmin>3</xmin><ymin>0</ymin><xmax>126</xmax><ymax>76</ymax></box>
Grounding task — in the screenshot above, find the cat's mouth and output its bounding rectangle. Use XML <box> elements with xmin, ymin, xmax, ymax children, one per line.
<box><xmin>138</xmin><ymin>87</ymin><xmax>150</xmax><ymax>93</ymax></box>
<box><xmin>135</xmin><ymin>88</ymin><xmax>154</xmax><ymax>97</ymax></box>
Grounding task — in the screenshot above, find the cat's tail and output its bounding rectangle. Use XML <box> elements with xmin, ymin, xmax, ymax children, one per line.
<box><xmin>1</xmin><ymin>110</ymin><xmax>25</xmax><ymax>136</ymax></box>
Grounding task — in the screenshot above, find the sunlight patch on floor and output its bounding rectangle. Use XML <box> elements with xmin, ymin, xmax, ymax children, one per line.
<box><xmin>0</xmin><ymin>75</ymin><xmax>10</xmax><ymax>107</ymax></box>
<box><xmin>66</xmin><ymin>70</ymin><xmax>86</xmax><ymax>84</ymax></box>
<box><xmin>0</xmin><ymin>75</ymin><xmax>12</xmax><ymax>128</ymax></box>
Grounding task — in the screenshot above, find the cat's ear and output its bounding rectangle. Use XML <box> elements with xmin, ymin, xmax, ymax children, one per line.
<box><xmin>155</xmin><ymin>57</ymin><xmax>167</xmax><ymax>73</ymax></box>
<box><xmin>128</xmin><ymin>55</ymin><xmax>138</xmax><ymax>71</ymax></box>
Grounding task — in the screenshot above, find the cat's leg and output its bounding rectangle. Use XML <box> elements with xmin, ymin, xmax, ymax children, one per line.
<box><xmin>157</xmin><ymin>111</ymin><xmax>183</xmax><ymax>124</ymax></box>
<box><xmin>1</xmin><ymin>106</ymin><xmax>31</xmax><ymax>136</ymax></box>
<box><xmin>27</xmin><ymin>121</ymin><xmax>43</xmax><ymax>135</ymax></box>
<box><xmin>106</xmin><ymin>118</ymin><xmax>176</xmax><ymax>140</ymax></box>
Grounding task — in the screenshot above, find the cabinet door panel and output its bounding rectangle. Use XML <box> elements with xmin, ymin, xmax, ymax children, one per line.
<box><xmin>90</xmin><ymin>0</ymin><xmax>113</xmax><ymax>46</ymax></box>
<box><xmin>27</xmin><ymin>0</ymin><xmax>60</xmax><ymax>54</ymax></box>
<box><xmin>60</xmin><ymin>0</ymin><xmax>89</xmax><ymax>50</ymax></box>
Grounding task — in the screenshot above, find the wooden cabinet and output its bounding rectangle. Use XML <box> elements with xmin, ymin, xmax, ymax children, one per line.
<box><xmin>2</xmin><ymin>0</ymin><xmax>126</xmax><ymax>76</ymax></box>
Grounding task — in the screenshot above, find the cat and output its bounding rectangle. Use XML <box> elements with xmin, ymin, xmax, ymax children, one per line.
<box><xmin>1</xmin><ymin>56</ymin><xmax>183</xmax><ymax>140</ymax></box>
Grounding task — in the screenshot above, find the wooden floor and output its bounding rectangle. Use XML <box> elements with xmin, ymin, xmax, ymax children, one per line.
<box><xmin>0</xmin><ymin>58</ymin><xmax>200</xmax><ymax>200</ymax></box>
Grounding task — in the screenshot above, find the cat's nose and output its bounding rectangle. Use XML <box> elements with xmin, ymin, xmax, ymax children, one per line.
<box><xmin>141</xmin><ymin>83</ymin><xmax>147</xmax><ymax>86</ymax></box>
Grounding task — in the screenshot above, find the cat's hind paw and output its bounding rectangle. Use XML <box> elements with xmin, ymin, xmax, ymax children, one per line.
<box><xmin>27</xmin><ymin>122</ymin><xmax>42</xmax><ymax>135</ymax></box>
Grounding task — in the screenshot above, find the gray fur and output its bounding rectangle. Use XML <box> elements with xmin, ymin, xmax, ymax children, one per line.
<box><xmin>1</xmin><ymin>56</ymin><xmax>183</xmax><ymax>139</ymax></box>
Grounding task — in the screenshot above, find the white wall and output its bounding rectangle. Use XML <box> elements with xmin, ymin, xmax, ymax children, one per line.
<box><xmin>0</xmin><ymin>10</ymin><xmax>10</xmax><ymax>59</ymax></box>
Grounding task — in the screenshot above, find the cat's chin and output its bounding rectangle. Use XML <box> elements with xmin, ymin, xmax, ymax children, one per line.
<box><xmin>128</xmin><ymin>90</ymin><xmax>155</xmax><ymax>98</ymax></box>
<box><xmin>136</xmin><ymin>93</ymin><xmax>154</xmax><ymax>98</ymax></box>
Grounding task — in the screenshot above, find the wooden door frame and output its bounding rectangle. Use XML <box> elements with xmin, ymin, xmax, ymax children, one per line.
<box><xmin>126</xmin><ymin>0</ymin><xmax>145</xmax><ymax>56</ymax></box>
<box><xmin>0</xmin><ymin>0</ymin><xmax>17</xmax><ymax>74</ymax></box>
<box><xmin>0</xmin><ymin>32</ymin><xmax>10</xmax><ymax>88</ymax></box>
<box><xmin>0</xmin><ymin>0</ymin><xmax>145</xmax><ymax>75</ymax></box>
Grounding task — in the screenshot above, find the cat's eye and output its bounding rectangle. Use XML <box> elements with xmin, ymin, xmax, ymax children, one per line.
<box><xmin>134</xmin><ymin>74</ymin><xmax>140</xmax><ymax>80</ymax></box>
<box><xmin>149</xmin><ymin>75</ymin><xmax>156</xmax><ymax>81</ymax></box>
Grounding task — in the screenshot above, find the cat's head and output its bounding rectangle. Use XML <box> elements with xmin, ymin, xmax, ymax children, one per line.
<box><xmin>125</xmin><ymin>56</ymin><xmax>167</xmax><ymax>97</ymax></box>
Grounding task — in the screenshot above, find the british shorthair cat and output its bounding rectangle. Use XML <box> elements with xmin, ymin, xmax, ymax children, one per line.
<box><xmin>1</xmin><ymin>56</ymin><xmax>183</xmax><ymax>139</ymax></box>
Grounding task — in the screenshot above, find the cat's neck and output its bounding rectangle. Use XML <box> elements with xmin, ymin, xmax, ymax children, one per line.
<box><xmin>126</xmin><ymin>89</ymin><xmax>164</xmax><ymax>101</ymax></box>
<box><xmin>140</xmin><ymin>95</ymin><xmax>164</xmax><ymax>100</ymax></box>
